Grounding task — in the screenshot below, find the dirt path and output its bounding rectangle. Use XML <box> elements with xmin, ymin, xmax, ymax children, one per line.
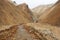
<box><xmin>14</xmin><ymin>25</ymin><xmax>38</xmax><ymax>40</ymax></box>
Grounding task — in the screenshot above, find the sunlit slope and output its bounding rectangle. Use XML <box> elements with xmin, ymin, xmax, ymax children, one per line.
<box><xmin>38</xmin><ymin>1</ymin><xmax>60</xmax><ymax>26</ymax></box>
<box><xmin>0</xmin><ymin>0</ymin><xmax>33</xmax><ymax>25</ymax></box>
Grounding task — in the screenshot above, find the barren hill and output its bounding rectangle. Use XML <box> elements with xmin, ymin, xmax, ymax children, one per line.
<box><xmin>38</xmin><ymin>1</ymin><xmax>60</xmax><ymax>26</ymax></box>
<box><xmin>0</xmin><ymin>0</ymin><xmax>33</xmax><ymax>26</ymax></box>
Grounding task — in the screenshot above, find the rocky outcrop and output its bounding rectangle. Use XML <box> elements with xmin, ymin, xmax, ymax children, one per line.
<box><xmin>0</xmin><ymin>25</ymin><xmax>18</xmax><ymax>40</ymax></box>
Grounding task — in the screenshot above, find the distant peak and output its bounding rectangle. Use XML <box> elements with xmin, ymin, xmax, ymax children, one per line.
<box><xmin>17</xmin><ymin>3</ymin><xmax>29</xmax><ymax>10</ymax></box>
<box><xmin>17</xmin><ymin>3</ymin><xmax>28</xmax><ymax>7</ymax></box>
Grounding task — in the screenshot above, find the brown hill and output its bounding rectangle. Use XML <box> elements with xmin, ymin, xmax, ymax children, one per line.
<box><xmin>0</xmin><ymin>0</ymin><xmax>33</xmax><ymax>26</ymax></box>
<box><xmin>38</xmin><ymin>1</ymin><xmax>60</xmax><ymax>26</ymax></box>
